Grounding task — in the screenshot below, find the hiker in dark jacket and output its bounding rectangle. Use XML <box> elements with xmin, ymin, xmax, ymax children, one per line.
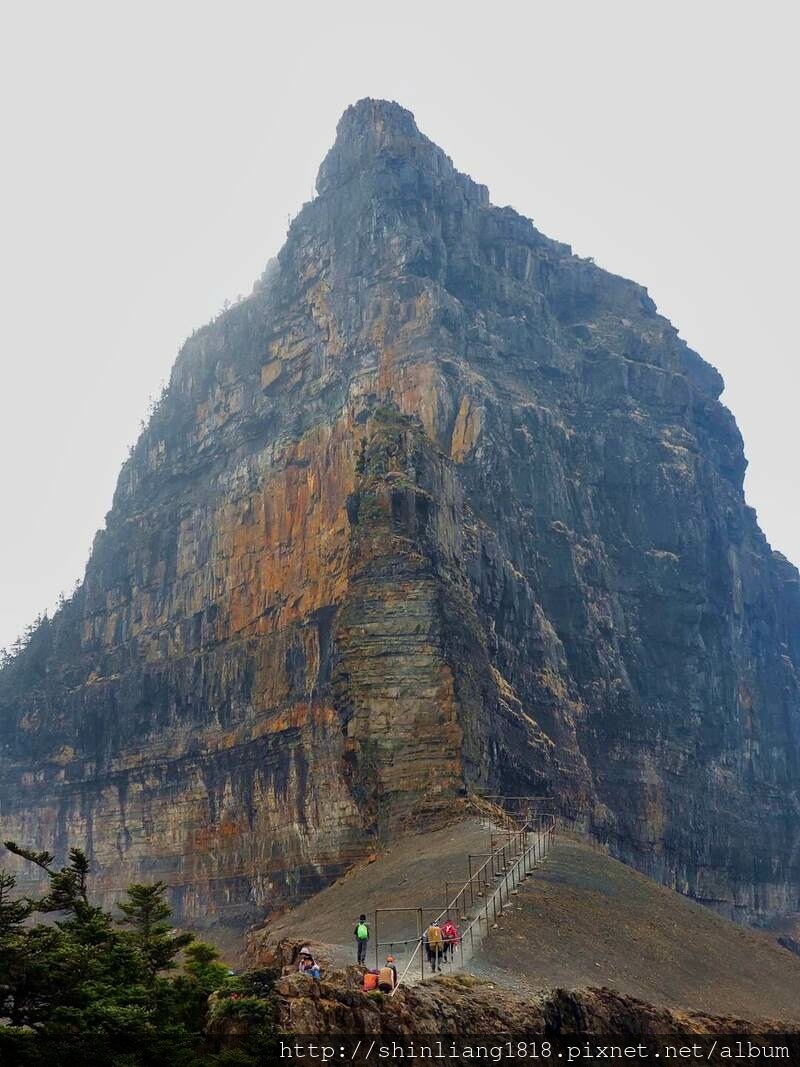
<box><xmin>354</xmin><ymin>914</ymin><xmax>370</xmax><ymax>964</ymax></box>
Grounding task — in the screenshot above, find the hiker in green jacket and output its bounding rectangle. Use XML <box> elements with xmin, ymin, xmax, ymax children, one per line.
<box><xmin>354</xmin><ymin>914</ymin><xmax>370</xmax><ymax>964</ymax></box>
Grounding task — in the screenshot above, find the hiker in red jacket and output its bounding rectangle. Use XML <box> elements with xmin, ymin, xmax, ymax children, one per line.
<box><xmin>441</xmin><ymin>919</ymin><xmax>460</xmax><ymax>961</ymax></box>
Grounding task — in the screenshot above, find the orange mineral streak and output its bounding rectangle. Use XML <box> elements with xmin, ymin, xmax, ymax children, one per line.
<box><xmin>215</xmin><ymin>420</ymin><xmax>356</xmax><ymax>642</ymax></box>
<box><xmin>450</xmin><ymin>394</ymin><xmax>483</xmax><ymax>462</ymax></box>
<box><xmin>369</xmin><ymin>287</ymin><xmax>453</xmax><ymax>444</ymax></box>
<box><xmin>308</xmin><ymin>279</ymin><xmax>346</xmax><ymax>357</ymax></box>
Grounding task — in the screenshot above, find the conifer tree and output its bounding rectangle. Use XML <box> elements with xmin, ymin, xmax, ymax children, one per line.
<box><xmin>117</xmin><ymin>880</ymin><xmax>193</xmax><ymax>979</ymax></box>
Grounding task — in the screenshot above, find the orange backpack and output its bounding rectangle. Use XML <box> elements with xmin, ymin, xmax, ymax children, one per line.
<box><xmin>363</xmin><ymin>972</ymin><xmax>378</xmax><ymax>991</ymax></box>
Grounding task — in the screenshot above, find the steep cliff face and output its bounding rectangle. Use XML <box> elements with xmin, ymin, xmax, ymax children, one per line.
<box><xmin>1</xmin><ymin>99</ymin><xmax>798</xmax><ymax>928</ymax></box>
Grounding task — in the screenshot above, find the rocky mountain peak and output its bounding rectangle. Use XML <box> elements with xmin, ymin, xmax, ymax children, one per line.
<box><xmin>1</xmin><ymin>102</ymin><xmax>797</xmax><ymax>935</ymax></box>
<box><xmin>315</xmin><ymin>97</ymin><xmax>488</xmax><ymax>206</ymax></box>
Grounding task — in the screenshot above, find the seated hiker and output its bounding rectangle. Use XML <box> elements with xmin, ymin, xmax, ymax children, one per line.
<box><xmin>354</xmin><ymin>914</ymin><xmax>370</xmax><ymax>964</ymax></box>
<box><xmin>378</xmin><ymin>956</ymin><xmax>396</xmax><ymax>993</ymax></box>
<box><xmin>298</xmin><ymin>956</ymin><xmax>322</xmax><ymax>977</ymax></box>
<box><xmin>424</xmin><ymin>922</ymin><xmax>444</xmax><ymax>971</ymax></box>
<box><xmin>298</xmin><ymin>949</ymin><xmax>321</xmax><ymax>980</ymax></box>
<box><xmin>297</xmin><ymin>950</ymin><xmax>313</xmax><ymax>973</ymax></box>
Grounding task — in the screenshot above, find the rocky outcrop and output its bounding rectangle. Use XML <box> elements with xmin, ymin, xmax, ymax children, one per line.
<box><xmin>273</xmin><ymin>969</ymin><xmax>796</xmax><ymax>1038</ymax></box>
<box><xmin>1</xmin><ymin>99</ymin><xmax>798</xmax><ymax>929</ymax></box>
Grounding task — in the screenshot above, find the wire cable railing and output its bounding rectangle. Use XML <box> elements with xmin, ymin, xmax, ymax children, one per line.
<box><xmin>373</xmin><ymin>803</ymin><xmax>556</xmax><ymax>995</ymax></box>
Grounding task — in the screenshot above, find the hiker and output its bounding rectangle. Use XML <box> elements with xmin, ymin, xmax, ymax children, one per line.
<box><xmin>298</xmin><ymin>949</ymin><xmax>321</xmax><ymax>980</ymax></box>
<box><xmin>424</xmin><ymin>921</ymin><xmax>444</xmax><ymax>971</ymax></box>
<box><xmin>354</xmin><ymin>914</ymin><xmax>370</xmax><ymax>964</ymax></box>
<box><xmin>441</xmin><ymin>919</ymin><xmax>460</xmax><ymax>961</ymax></box>
<box><xmin>378</xmin><ymin>956</ymin><xmax>396</xmax><ymax>993</ymax></box>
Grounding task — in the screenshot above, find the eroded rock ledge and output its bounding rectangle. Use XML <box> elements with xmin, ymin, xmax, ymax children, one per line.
<box><xmin>272</xmin><ymin>969</ymin><xmax>798</xmax><ymax>1039</ymax></box>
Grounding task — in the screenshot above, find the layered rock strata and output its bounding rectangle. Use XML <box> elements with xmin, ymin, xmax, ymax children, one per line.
<box><xmin>1</xmin><ymin>99</ymin><xmax>798</xmax><ymax>928</ymax></box>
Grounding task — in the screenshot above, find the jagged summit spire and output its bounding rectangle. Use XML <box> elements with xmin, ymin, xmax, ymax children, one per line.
<box><xmin>337</xmin><ymin>98</ymin><xmax>420</xmax><ymax>141</ymax></box>
<box><xmin>315</xmin><ymin>98</ymin><xmax>488</xmax><ymax>206</ymax></box>
<box><xmin>316</xmin><ymin>98</ymin><xmax>431</xmax><ymax>196</ymax></box>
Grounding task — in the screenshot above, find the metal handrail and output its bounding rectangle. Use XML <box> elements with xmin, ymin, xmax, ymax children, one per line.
<box><xmin>392</xmin><ymin>937</ymin><xmax>423</xmax><ymax>989</ymax></box>
<box><xmin>451</xmin><ymin>813</ymin><xmax>555</xmax><ymax>969</ymax></box>
<box><xmin>388</xmin><ymin>810</ymin><xmax>556</xmax><ymax>995</ymax></box>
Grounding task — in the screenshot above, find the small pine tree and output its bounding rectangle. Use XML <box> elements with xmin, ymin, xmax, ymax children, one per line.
<box><xmin>117</xmin><ymin>881</ymin><xmax>193</xmax><ymax>979</ymax></box>
<box><xmin>0</xmin><ymin>870</ymin><xmax>33</xmax><ymax>934</ymax></box>
<box><xmin>4</xmin><ymin>842</ymin><xmax>93</xmax><ymax>918</ymax></box>
<box><xmin>182</xmin><ymin>940</ymin><xmax>230</xmax><ymax>990</ymax></box>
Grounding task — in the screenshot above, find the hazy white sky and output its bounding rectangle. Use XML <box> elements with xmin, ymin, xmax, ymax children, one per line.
<box><xmin>0</xmin><ymin>1</ymin><xmax>797</xmax><ymax>651</ymax></box>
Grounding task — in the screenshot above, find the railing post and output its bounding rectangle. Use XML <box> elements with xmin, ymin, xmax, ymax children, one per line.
<box><xmin>419</xmin><ymin>909</ymin><xmax>425</xmax><ymax>982</ymax></box>
<box><xmin>389</xmin><ymin>801</ymin><xmax>555</xmax><ymax>990</ymax></box>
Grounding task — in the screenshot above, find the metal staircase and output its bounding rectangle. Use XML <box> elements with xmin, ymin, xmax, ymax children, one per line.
<box><xmin>371</xmin><ymin>797</ymin><xmax>556</xmax><ymax>993</ymax></box>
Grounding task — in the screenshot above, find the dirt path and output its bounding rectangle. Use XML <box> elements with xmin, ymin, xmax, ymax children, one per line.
<box><xmin>253</xmin><ymin>821</ymin><xmax>800</xmax><ymax>1020</ymax></box>
<box><xmin>253</xmin><ymin>819</ymin><xmax>493</xmax><ymax>969</ymax></box>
